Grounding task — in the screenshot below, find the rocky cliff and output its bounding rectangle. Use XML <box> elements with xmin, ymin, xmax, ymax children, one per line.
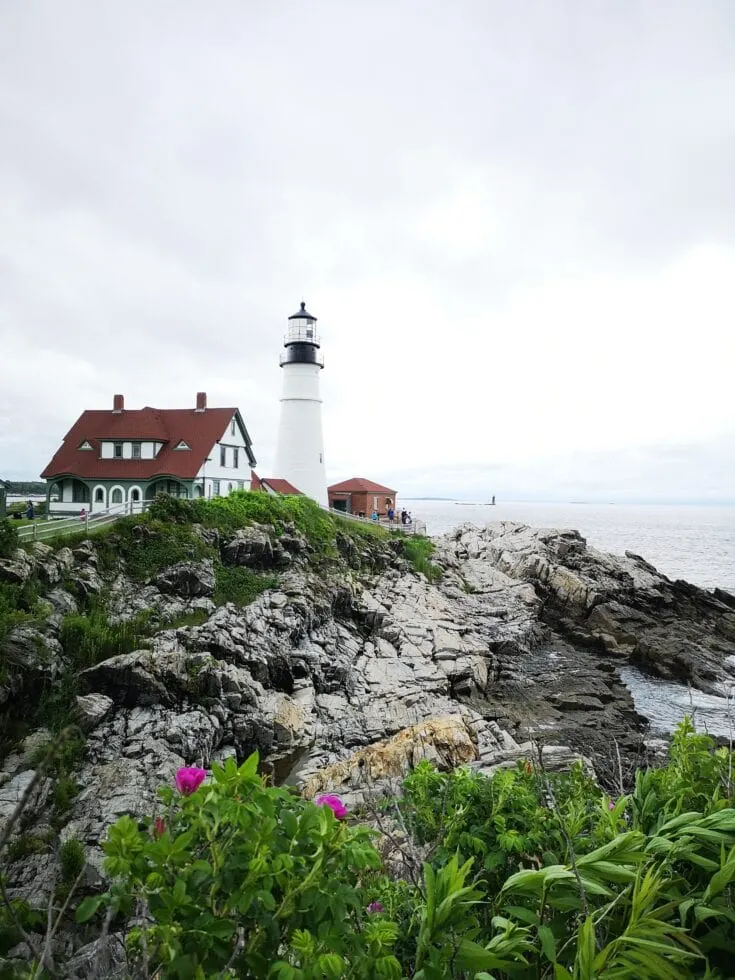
<box><xmin>1</xmin><ymin>511</ymin><xmax>734</xmax><ymax>972</ymax></box>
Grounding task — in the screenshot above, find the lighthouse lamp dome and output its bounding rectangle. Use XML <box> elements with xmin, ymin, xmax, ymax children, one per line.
<box><xmin>286</xmin><ymin>301</ymin><xmax>319</xmax><ymax>346</ymax></box>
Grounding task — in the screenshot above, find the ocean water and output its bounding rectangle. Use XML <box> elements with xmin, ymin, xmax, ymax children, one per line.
<box><xmin>404</xmin><ymin>499</ymin><xmax>735</xmax><ymax>595</ymax></box>
<box><xmin>402</xmin><ymin>499</ymin><xmax>735</xmax><ymax>733</ymax></box>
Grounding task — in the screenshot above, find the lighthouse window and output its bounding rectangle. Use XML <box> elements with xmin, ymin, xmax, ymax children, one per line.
<box><xmin>220</xmin><ymin>446</ymin><xmax>226</xmax><ymax>467</ymax></box>
<box><xmin>306</xmin><ymin>327</ymin><xmax>313</xmax><ymax>339</ymax></box>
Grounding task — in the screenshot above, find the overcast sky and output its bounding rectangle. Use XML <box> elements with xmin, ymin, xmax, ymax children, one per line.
<box><xmin>1</xmin><ymin>1</ymin><xmax>734</xmax><ymax>502</ymax></box>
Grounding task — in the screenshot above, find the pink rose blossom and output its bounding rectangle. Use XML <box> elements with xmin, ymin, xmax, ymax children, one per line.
<box><xmin>175</xmin><ymin>767</ymin><xmax>207</xmax><ymax>796</ymax></box>
<box><xmin>314</xmin><ymin>793</ymin><xmax>347</xmax><ymax>820</ymax></box>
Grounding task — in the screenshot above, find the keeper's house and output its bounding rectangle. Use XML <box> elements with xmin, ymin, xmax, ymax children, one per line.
<box><xmin>41</xmin><ymin>393</ymin><xmax>256</xmax><ymax>515</ymax></box>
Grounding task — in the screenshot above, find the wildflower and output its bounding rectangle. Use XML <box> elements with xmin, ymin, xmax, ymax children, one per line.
<box><xmin>367</xmin><ymin>901</ymin><xmax>384</xmax><ymax>914</ymax></box>
<box><xmin>175</xmin><ymin>767</ymin><xmax>207</xmax><ymax>796</ymax></box>
<box><xmin>153</xmin><ymin>817</ymin><xmax>166</xmax><ymax>837</ymax></box>
<box><xmin>314</xmin><ymin>793</ymin><xmax>347</xmax><ymax>820</ymax></box>
<box><xmin>608</xmin><ymin>800</ymin><xmax>616</xmax><ymax>811</ymax></box>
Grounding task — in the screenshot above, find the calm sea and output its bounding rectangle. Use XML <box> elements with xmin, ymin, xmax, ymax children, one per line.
<box><xmin>403</xmin><ymin>500</ymin><xmax>735</xmax><ymax>595</ymax></box>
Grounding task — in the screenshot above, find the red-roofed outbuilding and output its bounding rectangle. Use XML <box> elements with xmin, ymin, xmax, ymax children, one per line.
<box><xmin>328</xmin><ymin>477</ymin><xmax>397</xmax><ymax>518</ymax></box>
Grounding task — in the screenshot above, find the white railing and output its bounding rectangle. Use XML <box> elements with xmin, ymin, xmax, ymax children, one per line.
<box><xmin>17</xmin><ymin>500</ymin><xmax>149</xmax><ymax>543</ymax></box>
<box><xmin>327</xmin><ymin>507</ymin><xmax>426</xmax><ymax>536</ymax></box>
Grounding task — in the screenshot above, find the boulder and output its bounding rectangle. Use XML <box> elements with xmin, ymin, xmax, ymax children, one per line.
<box><xmin>155</xmin><ymin>559</ymin><xmax>215</xmax><ymax>597</ymax></box>
<box><xmin>0</xmin><ymin>549</ymin><xmax>35</xmax><ymax>585</ymax></box>
<box><xmin>221</xmin><ymin>526</ymin><xmax>275</xmax><ymax>568</ymax></box>
<box><xmin>75</xmin><ymin>693</ymin><xmax>114</xmax><ymax>731</ymax></box>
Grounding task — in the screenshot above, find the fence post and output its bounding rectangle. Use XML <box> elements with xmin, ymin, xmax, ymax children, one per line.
<box><xmin>85</xmin><ymin>510</ymin><xmax>89</xmax><ymax>534</ymax></box>
<box><xmin>32</xmin><ymin>521</ymin><xmax>37</xmax><ymax>540</ymax></box>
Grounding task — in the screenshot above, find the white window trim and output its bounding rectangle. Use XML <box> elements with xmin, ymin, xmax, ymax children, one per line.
<box><xmin>92</xmin><ymin>485</ymin><xmax>107</xmax><ymax>505</ymax></box>
<box><xmin>109</xmin><ymin>484</ymin><xmax>125</xmax><ymax>508</ymax></box>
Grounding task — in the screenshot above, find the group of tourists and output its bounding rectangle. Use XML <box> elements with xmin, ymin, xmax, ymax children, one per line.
<box><xmin>368</xmin><ymin>499</ymin><xmax>412</xmax><ymax>525</ymax></box>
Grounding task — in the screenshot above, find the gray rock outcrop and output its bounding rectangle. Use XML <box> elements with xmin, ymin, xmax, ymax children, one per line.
<box><xmin>2</xmin><ymin>516</ymin><xmax>735</xmax><ymax>975</ymax></box>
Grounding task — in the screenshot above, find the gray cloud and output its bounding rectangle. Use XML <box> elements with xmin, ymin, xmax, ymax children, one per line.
<box><xmin>1</xmin><ymin>1</ymin><xmax>734</xmax><ymax>499</ymax></box>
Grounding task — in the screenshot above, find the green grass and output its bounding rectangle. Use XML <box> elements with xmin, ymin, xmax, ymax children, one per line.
<box><xmin>214</xmin><ymin>565</ymin><xmax>278</xmax><ymax>607</ymax></box>
<box><xmin>59</xmin><ymin>607</ymin><xmax>153</xmax><ymax>670</ymax></box>
<box><xmin>401</xmin><ymin>536</ymin><xmax>443</xmax><ymax>583</ymax></box>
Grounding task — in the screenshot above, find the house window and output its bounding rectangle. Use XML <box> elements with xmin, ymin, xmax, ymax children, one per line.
<box><xmin>130</xmin><ymin>488</ymin><xmax>140</xmax><ymax>502</ymax></box>
<box><xmin>220</xmin><ymin>446</ymin><xmax>226</xmax><ymax>467</ymax></box>
<box><xmin>114</xmin><ymin>442</ymin><xmax>123</xmax><ymax>459</ymax></box>
<box><xmin>238</xmin><ymin>480</ymin><xmax>244</xmax><ymax>490</ymax></box>
<box><xmin>72</xmin><ymin>481</ymin><xmax>90</xmax><ymax>503</ymax></box>
<box><xmin>231</xmin><ymin>419</ymin><xmax>236</xmax><ymax>436</ymax></box>
<box><xmin>212</xmin><ymin>480</ymin><xmax>220</xmax><ymax>496</ymax></box>
<box><xmin>78</xmin><ymin>440</ymin><xmax>93</xmax><ymax>451</ymax></box>
<box><xmin>111</xmin><ymin>488</ymin><xmax>123</xmax><ymax>505</ymax></box>
<box><xmin>233</xmin><ymin>447</ymin><xmax>239</xmax><ymax>469</ymax></box>
<box><xmin>94</xmin><ymin>487</ymin><xmax>104</xmax><ymax>503</ymax></box>
<box><xmin>132</xmin><ymin>443</ymin><xmax>141</xmax><ymax>459</ymax></box>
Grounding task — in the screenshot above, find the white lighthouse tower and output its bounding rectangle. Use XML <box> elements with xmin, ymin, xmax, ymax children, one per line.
<box><xmin>273</xmin><ymin>301</ymin><xmax>328</xmax><ymax>507</ymax></box>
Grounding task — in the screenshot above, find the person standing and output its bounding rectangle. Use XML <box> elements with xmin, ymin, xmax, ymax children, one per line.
<box><xmin>26</xmin><ymin>500</ymin><xmax>34</xmax><ymax>520</ymax></box>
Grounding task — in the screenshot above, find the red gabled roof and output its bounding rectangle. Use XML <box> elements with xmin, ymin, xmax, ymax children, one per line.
<box><xmin>250</xmin><ymin>472</ymin><xmax>303</xmax><ymax>495</ymax></box>
<box><xmin>328</xmin><ymin>477</ymin><xmax>396</xmax><ymax>495</ymax></box>
<box><xmin>263</xmin><ymin>478</ymin><xmax>303</xmax><ymax>495</ymax></box>
<box><xmin>41</xmin><ymin>407</ymin><xmax>256</xmax><ymax>481</ymax></box>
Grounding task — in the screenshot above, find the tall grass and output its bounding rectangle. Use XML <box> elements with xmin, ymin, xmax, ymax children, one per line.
<box><xmin>401</xmin><ymin>536</ymin><xmax>443</xmax><ymax>583</ymax></box>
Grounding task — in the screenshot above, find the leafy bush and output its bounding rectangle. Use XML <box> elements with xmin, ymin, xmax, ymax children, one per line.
<box><xmin>0</xmin><ymin>517</ymin><xmax>18</xmax><ymax>558</ymax></box>
<box><xmin>78</xmin><ymin>721</ymin><xmax>735</xmax><ymax>979</ymax></box>
<box><xmin>400</xmin><ymin>536</ymin><xmax>443</xmax><ymax>583</ymax></box>
<box><xmin>95</xmin><ymin>520</ymin><xmax>211</xmax><ymax>581</ymax></box>
<box><xmin>80</xmin><ymin>754</ymin><xmax>402</xmax><ymax>979</ymax></box>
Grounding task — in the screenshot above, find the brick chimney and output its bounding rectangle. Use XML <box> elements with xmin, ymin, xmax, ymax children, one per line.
<box><xmin>195</xmin><ymin>392</ymin><xmax>207</xmax><ymax>413</ymax></box>
<box><xmin>112</xmin><ymin>394</ymin><xmax>124</xmax><ymax>414</ymax></box>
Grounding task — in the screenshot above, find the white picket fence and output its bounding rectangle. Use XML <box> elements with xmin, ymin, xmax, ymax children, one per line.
<box><xmin>16</xmin><ymin>501</ymin><xmax>149</xmax><ymax>543</ymax></box>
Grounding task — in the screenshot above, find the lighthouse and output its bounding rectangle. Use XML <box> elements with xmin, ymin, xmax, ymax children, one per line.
<box><xmin>273</xmin><ymin>302</ymin><xmax>328</xmax><ymax>507</ymax></box>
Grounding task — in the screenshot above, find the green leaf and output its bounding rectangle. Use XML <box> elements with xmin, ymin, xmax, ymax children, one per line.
<box><xmin>574</xmin><ymin>916</ymin><xmax>596</xmax><ymax>979</ymax></box>
<box><xmin>239</xmin><ymin>752</ymin><xmax>260</xmax><ymax>779</ymax></box>
<box><xmin>538</xmin><ymin>924</ymin><xmax>557</xmax><ymax>964</ymax></box>
<box><xmin>503</xmin><ymin>905</ymin><xmax>540</xmax><ymax>926</ymax></box>
<box><xmin>75</xmin><ymin>894</ymin><xmax>105</xmax><ymax>923</ymax></box>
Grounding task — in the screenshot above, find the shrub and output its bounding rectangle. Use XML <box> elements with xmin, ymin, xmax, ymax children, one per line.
<box><xmin>80</xmin><ymin>755</ymin><xmax>402</xmax><ymax>978</ymax></box>
<box><xmin>0</xmin><ymin>518</ymin><xmax>18</xmax><ymax>558</ymax></box>
<box><xmin>59</xmin><ymin>838</ymin><xmax>86</xmax><ymax>886</ymax></box>
<box><xmin>74</xmin><ymin>723</ymin><xmax>735</xmax><ymax>979</ymax></box>
<box><xmin>95</xmin><ymin>520</ymin><xmax>211</xmax><ymax>581</ymax></box>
